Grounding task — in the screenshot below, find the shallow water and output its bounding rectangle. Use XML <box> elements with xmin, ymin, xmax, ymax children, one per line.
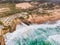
<box><xmin>5</xmin><ymin>20</ymin><xmax>60</xmax><ymax>45</ymax></box>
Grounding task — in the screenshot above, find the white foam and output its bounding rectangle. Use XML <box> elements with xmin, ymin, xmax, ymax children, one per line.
<box><xmin>5</xmin><ymin>20</ymin><xmax>60</xmax><ymax>45</ymax></box>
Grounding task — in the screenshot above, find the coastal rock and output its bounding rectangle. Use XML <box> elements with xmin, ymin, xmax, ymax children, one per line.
<box><xmin>28</xmin><ymin>12</ymin><xmax>60</xmax><ymax>24</ymax></box>
<box><xmin>28</xmin><ymin>15</ymin><xmax>49</xmax><ymax>24</ymax></box>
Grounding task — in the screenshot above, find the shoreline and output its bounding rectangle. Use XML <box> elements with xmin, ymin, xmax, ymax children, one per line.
<box><xmin>27</xmin><ymin>14</ymin><xmax>60</xmax><ymax>24</ymax></box>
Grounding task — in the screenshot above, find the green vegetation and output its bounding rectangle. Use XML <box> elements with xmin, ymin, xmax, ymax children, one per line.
<box><xmin>2</xmin><ymin>26</ymin><xmax>10</xmax><ymax>30</ymax></box>
<box><xmin>0</xmin><ymin>3</ymin><xmax>21</xmax><ymax>18</ymax></box>
<box><xmin>0</xmin><ymin>2</ymin><xmax>54</xmax><ymax>18</ymax></box>
<box><xmin>0</xmin><ymin>21</ymin><xmax>4</xmax><ymax>25</ymax></box>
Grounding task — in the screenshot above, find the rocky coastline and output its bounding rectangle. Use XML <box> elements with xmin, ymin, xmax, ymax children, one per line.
<box><xmin>0</xmin><ymin>2</ymin><xmax>60</xmax><ymax>45</ymax></box>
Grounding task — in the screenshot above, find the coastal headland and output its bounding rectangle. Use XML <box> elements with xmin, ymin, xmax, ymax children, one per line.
<box><xmin>0</xmin><ymin>2</ymin><xmax>60</xmax><ymax>45</ymax></box>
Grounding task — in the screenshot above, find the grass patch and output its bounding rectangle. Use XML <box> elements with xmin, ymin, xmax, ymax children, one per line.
<box><xmin>0</xmin><ymin>21</ymin><xmax>4</xmax><ymax>25</ymax></box>
<box><xmin>0</xmin><ymin>3</ymin><xmax>54</xmax><ymax>18</ymax></box>
<box><xmin>0</xmin><ymin>3</ymin><xmax>21</xmax><ymax>18</ymax></box>
<box><xmin>2</xmin><ymin>26</ymin><xmax>10</xmax><ymax>30</ymax></box>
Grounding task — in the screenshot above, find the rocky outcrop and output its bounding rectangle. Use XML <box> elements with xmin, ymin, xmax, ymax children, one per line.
<box><xmin>28</xmin><ymin>11</ymin><xmax>60</xmax><ymax>24</ymax></box>
<box><xmin>0</xmin><ymin>35</ymin><xmax>5</xmax><ymax>45</ymax></box>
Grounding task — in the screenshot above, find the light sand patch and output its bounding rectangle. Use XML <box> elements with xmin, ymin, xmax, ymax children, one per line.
<box><xmin>0</xmin><ymin>8</ymin><xmax>10</xmax><ymax>13</ymax></box>
<box><xmin>16</xmin><ymin>3</ymin><xmax>33</xmax><ymax>9</ymax></box>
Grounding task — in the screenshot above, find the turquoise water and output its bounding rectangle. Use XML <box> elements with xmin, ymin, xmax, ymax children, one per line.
<box><xmin>5</xmin><ymin>20</ymin><xmax>60</xmax><ymax>45</ymax></box>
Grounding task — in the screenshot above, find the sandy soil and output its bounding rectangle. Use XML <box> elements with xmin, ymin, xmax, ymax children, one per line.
<box><xmin>0</xmin><ymin>8</ymin><xmax>10</xmax><ymax>13</ymax></box>
<box><xmin>16</xmin><ymin>2</ymin><xmax>33</xmax><ymax>9</ymax></box>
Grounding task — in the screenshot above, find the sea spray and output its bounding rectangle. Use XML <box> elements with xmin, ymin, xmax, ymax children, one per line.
<box><xmin>4</xmin><ymin>20</ymin><xmax>60</xmax><ymax>45</ymax></box>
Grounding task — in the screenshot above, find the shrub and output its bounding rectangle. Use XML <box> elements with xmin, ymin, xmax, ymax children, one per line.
<box><xmin>2</xmin><ymin>26</ymin><xmax>10</xmax><ymax>30</ymax></box>
<box><xmin>0</xmin><ymin>21</ymin><xmax>4</xmax><ymax>25</ymax></box>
